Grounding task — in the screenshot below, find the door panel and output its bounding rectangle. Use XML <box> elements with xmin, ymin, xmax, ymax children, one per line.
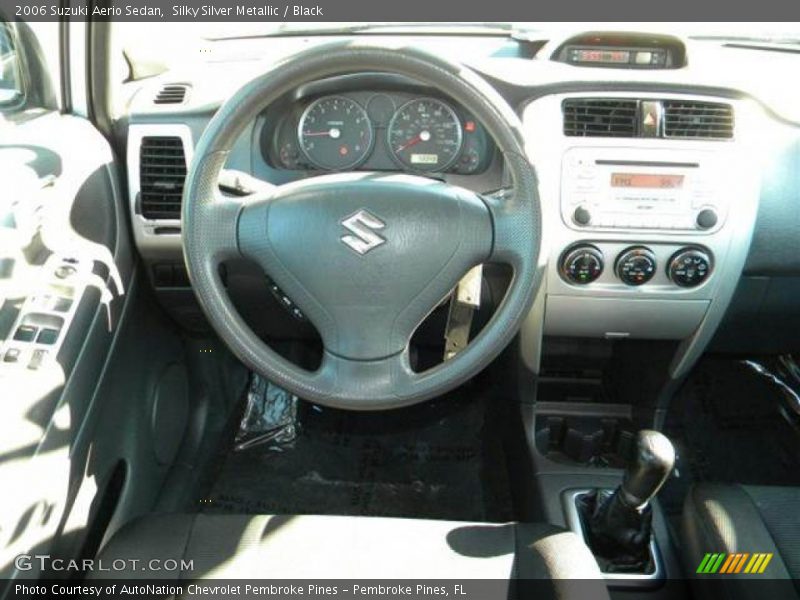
<box><xmin>0</xmin><ymin>111</ymin><xmax>133</xmax><ymax>579</ymax></box>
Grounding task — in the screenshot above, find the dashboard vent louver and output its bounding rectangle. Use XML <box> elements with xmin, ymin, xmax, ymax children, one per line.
<box><xmin>663</xmin><ymin>100</ymin><xmax>734</xmax><ymax>140</ymax></box>
<box><xmin>139</xmin><ymin>136</ymin><xmax>186</xmax><ymax>220</ymax></box>
<box><xmin>154</xmin><ymin>84</ymin><xmax>188</xmax><ymax>104</ymax></box>
<box><xmin>563</xmin><ymin>99</ymin><xmax>638</xmax><ymax>137</ymax></box>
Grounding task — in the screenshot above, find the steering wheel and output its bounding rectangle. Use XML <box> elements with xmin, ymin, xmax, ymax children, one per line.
<box><xmin>182</xmin><ymin>41</ymin><xmax>541</xmax><ymax>410</ymax></box>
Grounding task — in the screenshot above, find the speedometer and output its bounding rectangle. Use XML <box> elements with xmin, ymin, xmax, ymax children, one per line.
<box><xmin>298</xmin><ymin>96</ymin><xmax>373</xmax><ymax>170</ymax></box>
<box><xmin>387</xmin><ymin>98</ymin><xmax>464</xmax><ymax>172</ymax></box>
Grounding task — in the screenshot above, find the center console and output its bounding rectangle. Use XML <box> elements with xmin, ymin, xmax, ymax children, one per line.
<box><xmin>512</xmin><ymin>91</ymin><xmax>767</xmax><ymax>593</ymax></box>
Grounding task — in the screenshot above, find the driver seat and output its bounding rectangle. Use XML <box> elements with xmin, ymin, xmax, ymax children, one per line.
<box><xmin>92</xmin><ymin>513</ymin><xmax>610</xmax><ymax>598</ymax></box>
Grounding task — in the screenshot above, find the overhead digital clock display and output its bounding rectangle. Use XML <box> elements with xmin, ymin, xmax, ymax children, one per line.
<box><xmin>574</xmin><ymin>49</ymin><xmax>631</xmax><ymax>64</ymax></box>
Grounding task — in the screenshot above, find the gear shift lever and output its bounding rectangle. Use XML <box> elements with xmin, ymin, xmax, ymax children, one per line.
<box><xmin>578</xmin><ymin>430</ymin><xmax>675</xmax><ymax>573</ymax></box>
<box><xmin>620</xmin><ymin>429</ymin><xmax>676</xmax><ymax>508</ymax></box>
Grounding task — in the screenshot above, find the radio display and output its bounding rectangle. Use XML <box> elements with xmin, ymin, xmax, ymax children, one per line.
<box><xmin>611</xmin><ymin>173</ymin><xmax>685</xmax><ymax>189</ymax></box>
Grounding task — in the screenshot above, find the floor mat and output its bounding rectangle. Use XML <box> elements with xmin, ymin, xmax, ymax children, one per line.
<box><xmin>660</xmin><ymin>357</ymin><xmax>800</xmax><ymax>518</ymax></box>
<box><xmin>199</xmin><ymin>374</ymin><xmax>515</xmax><ymax>522</ymax></box>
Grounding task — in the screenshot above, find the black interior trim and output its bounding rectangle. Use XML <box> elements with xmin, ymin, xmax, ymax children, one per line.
<box><xmin>57</xmin><ymin>5</ymin><xmax>71</xmax><ymax>113</ymax></box>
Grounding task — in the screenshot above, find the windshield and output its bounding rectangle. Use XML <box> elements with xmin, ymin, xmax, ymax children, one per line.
<box><xmin>117</xmin><ymin>21</ymin><xmax>800</xmax><ymax>43</ymax></box>
<box><xmin>113</xmin><ymin>21</ymin><xmax>800</xmax><ymax>72</ymax></box>
<box><xmin>110</xmin><ymin>21</ymin><xmax>800</xmax><ymax>112</ymax></box>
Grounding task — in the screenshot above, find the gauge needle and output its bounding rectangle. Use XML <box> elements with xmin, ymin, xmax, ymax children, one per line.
<box><xmin>304</xmin><ymin>127</ymin><xmax>342</xmax><ymax>139</ymax></box>
<box><xmin>396</xmin><ymin>135</ymin><xmax>421</xmax><ymax>152</ymax></box>
<box><xmin>395</xmin><ymin>130</ymin><xmax>430</xmax><ymax>152</ymax></box>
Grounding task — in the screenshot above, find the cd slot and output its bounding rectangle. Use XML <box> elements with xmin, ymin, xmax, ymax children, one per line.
<box><xmin>595</xmin><ymin>160</ymin><xmax>699</xmax><ymax>168</ymax></box>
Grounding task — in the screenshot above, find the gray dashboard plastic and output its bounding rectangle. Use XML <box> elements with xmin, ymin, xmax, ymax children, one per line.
<box><xmin>744</xmin><ymin>139</ymin><xmax>800</xmax><ymax>276</ymax></box>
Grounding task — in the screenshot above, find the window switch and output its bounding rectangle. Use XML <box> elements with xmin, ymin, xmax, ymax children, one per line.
<box><xmin>36</xmin><ymin>328</ymin><xmax>59</xmax><ymax>345</ymax></box>
<box><xmin>53</xmin><ymin>297</ymin><xmax>73</xmax><ymax>312</ymax></box>
<box><xmin>28</xmin><ymin>349</ymin><xmax>48</xmax><ymax>370</ymax></box>
<box><xmin>3</xmin><ymin>348</ymin><xmax>20</xmax><ymax>363</ymax></box>
<box><xmin>13</xmin><ymin>325</ymin><xmax>38</xmax><ymax>342</ymax></box>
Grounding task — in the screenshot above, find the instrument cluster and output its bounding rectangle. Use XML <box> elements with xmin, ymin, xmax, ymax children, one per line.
<box><xmin>262</xmin><ymin>92</ymin><xmax>494</xmax><ymax>175</ymax></box>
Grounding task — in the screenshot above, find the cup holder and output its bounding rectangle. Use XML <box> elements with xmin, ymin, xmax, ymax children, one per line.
<box><xmin>535</xmin><ymin>415</ymin><xmax>636</xmax><ymax>468</ymax></box>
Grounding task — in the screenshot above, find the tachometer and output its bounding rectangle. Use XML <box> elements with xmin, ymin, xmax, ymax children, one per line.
<box><xmin>387</xmin><ymin>98</ymin><xmax>463</xmax><ymax>172</ymax></box>
<box><xmin>298</xmin><ymin>96</ymin><xmax>373</xmax><ymax>170</ymax></box>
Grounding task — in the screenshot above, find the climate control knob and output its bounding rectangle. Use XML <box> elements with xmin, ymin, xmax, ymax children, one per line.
<box><xmin>668</xmin><ymin>248</ymin><xmax>712</xmax><ymax>288</ymax></box>
<box><xmin>616</xmin><ymin>246</ymin><xmax>657</xmax><ymax>286</ymax></box>
<box><xmin>561</xmin><ymin>245</ymin><xmax>604</xmax><ymax>284</ymax></box>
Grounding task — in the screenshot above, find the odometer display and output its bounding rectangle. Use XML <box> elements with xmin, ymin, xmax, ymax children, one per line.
<box><xmin>298</xmin><ymin>96</ymin><xmax>373</xmax><ymax>170</ymax></box>
<box><xmin>388</xmin><ymin>98</ymin><xmax>463</xmax><ymax>172</ymax></box>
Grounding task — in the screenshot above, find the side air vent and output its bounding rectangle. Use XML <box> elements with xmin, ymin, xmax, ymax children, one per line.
<box><xmin>139</xmin><ymin>137</ymin><xmax>186</xmax><ymax>220</ymax></box>
<box><xmin>663</xmin><ymin>100</ymin><xmax>734</xmax><ymax>140</ymax></box>
<box><xmin>563</xmin><ymin>99</ymin><xmax>638</xmax><ymax>137</ymax></box>
<box><xmin>154</xmin><ymin>84</ymin><xmax>188</xmax><ymax>104</ymax></box>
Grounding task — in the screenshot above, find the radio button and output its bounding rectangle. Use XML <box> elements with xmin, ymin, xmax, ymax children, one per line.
<box><xmin>572</xmin><ymin>206</ymin><xmax>592</xmax><ymax>226</ymax></box>
<box><xmin>696</xmin><ymin>209</ymin><xmax>718</xmax><ymax>230</ymax></box>
<box><xmin>574</xmin><ymin>183</ymin><xmax>599</xmax><ymax>193</ymax></box>
<box><xmin>691</xmin><ymin>190</ymin><xmax>713</xmax><ymax>205</ymax></box>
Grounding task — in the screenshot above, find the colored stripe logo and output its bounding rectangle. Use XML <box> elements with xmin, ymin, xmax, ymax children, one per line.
<box><xmin>696</xmin><ymin>553</ymin><xmax>773</xmax><ymax>574</ymax></box>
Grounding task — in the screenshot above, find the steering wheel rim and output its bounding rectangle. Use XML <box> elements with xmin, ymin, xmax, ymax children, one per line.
<box><xmin>182</xmin><ymin>41</ymin><xmax>542</xmax><ymax>410</ymax></box>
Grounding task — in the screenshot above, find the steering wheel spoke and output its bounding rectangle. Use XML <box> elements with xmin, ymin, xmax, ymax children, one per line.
<box><xmin>205</xmin><ymin>197</ymin><xmax>247</xmax><ymax>262</ymax></box>
<box><xmin>481</xmin><ymin>156</ymin><xmax>541</xmax><ymax>270</ymax></box>
<box><xmin>311</xmin><ymin>348</ymin><xmax>418</xmax><ymax>410</ymax></box>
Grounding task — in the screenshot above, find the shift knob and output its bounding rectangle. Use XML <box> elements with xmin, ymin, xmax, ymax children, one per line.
<box><xmin>621</xmin><ymin>430</ymin><xmax>675</xmax><ymax>509</ymax></box>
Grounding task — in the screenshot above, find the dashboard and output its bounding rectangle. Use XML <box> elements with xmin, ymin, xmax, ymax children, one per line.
<box><xmin>122</xmin><ymin>29</ymin><xmax>800</xmax><ymax>379</ymax></box>
<box><xmin>262</xmin><ymin>90</ymin><xmax>494</xmax><ymax>175</ymax></box>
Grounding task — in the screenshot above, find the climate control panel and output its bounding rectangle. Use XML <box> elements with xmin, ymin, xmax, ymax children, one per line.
<box><xmin>559</xmin><ymin>243</ymin><xmax>713</xmax><ymax>289</ymax></box>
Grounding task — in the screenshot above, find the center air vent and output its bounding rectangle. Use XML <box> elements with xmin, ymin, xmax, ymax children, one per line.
<box><xmin>563</xmin><ymin>99</ymin><xmax>638</xmax><ymax>137</ymax></box>
<box><xmin>663</xmin><ymin>100</ymin><xmax>734</xmax><ymax>140</ymax></box>
<box><xmin>139</xmin><ymin>136</ymin><xmax>186</xmax><ymax>220</ymax></box>
<box><xmin>563</xmin><ymin>97</ymin><xmax>734</xmax><ymax>140</ymax></box>
<box><xmin>154</xmin><ymin>84</ymin><xmax>188</xmax><ymax>104</ymax></box>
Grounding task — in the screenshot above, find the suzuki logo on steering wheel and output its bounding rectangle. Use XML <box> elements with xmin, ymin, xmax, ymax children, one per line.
<box><xmin>340</xmin><ymin>209</ymin><xmax>387</xmax><ymax>255</ymax></box>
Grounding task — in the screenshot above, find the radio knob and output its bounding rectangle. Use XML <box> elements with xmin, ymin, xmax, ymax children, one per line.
<box><xmin>615</xmin><ymin>246</ymin><xmax>657</xmax><ymax>286</ymax></box>
<box><xmin>572</xmin><ymin>206</ymin><xmax>592</xmax><ymax>226</ymax></box>
<box><xmin>561</xmin><ymin>245</ymin><xmax>604</xmax><ymax>285</ymax></box>
<box><xmin>696</xmin><ymin>208</ymin><xmax>718</xmax><ymax>230</ymax></box>
<box><xmin>668</xmin><ymin>248</ymin><xmax>712</xmax><ymax>288</ymax></box>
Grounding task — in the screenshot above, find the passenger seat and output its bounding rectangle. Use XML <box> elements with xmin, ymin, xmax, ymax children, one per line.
<box><xmin>682</xmin><ymin>483</ymin><xmax>800</xmax><ymax>599</ymax></box>
<box><xmin>92</xmin><ymin>514</ymin><xmax>611</xmax><ymax>599</ymax></box>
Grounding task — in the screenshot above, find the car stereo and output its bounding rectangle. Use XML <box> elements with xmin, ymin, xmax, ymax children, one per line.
<box><xmin>561</xmin><ymin>147</ymin><xmax>726</xmax><ymax>233</ymax></box>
